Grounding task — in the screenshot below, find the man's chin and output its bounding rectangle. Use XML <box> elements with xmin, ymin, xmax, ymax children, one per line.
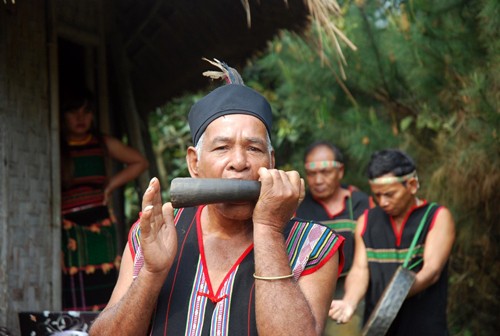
<box><xmin>223</xmin><ymin>202</ymin><xmax>255</xmax><ymax>212</ymax></box>
<box><xmin>215</xmin><ymin>202</ymin><xmax>254</xmax><ymax>220</ymax></box>
<box><xmin>382</xmin><ymin>208</ymin><xmax>398</xmax><ymax>217</ymax></box>
<box><xmin>311</xmin><ymin>192</ymin><xmax>328</xmax><ymax>201</ymax></box>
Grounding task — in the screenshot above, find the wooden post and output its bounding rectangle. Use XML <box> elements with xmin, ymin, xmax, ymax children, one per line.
<box><xmin>46</xmin><ymin>0</ymin><xmax>62</xmax><ymax>311</ymax></box>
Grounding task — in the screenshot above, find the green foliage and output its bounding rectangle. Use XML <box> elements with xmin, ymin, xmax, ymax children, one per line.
<box><xmin>244</xmin><ymin>36</ymin><xmax>403</xmax><ymax>191</ymax></box>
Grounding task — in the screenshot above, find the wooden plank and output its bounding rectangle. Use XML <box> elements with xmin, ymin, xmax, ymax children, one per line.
<box><xmin>47</xmin><ymin>0</ymin><xmax>62</xmax><ymax>311</ymax></box>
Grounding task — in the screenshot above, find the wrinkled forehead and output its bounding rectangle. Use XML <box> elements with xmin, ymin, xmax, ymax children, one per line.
<box><xmin>306</xmin><ymin>144</ymin><xmax>335</xmax><ymax>160</ymax></box>
<box><xmin>203</xmin><ymin>114</ymin><xmax>269</xmax><ymax>140</ymax></box>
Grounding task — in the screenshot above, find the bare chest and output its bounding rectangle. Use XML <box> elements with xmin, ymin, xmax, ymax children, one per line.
<box><xmin>202</xmin><ymin>237</ymin><xmax>252</xmax><ymax>290</ymax></box>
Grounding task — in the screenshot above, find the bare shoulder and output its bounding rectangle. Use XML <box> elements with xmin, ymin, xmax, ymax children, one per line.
<box><xmin>102</xmin><ymin>134</ymin><xmax>123</xmax><ymax>148</ymax></box>
<box><xmin>432</xmin><ymin>206</ymin><xmax>456</xmax><ymax>235</ymax></box>
<box><xmin>436</xmin><ymin>206</ymin><xmax>454</xmax><ymax>223</ymax></box>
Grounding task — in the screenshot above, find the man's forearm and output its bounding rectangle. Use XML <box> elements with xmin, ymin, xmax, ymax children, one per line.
<box><xmin>253</xmin><ymin>227</ymin><xmax>319</xmax><ymax>336</ymax></box>
<box><xmin>90</xmin><ymin>270</ymin><xmax>166</xmax><ymax>336</ymax></box>
<box><xmin>343</xmin><ymin>266</ymin><xmax>369</xmax><ymax>309</ymax></box>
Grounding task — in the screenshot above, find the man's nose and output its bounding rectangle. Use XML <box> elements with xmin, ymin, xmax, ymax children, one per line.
<box><xmin>314</xmin><ymin>173</ymin><xmax>324</xmax><ymax>184</ymax></box>
<box><xmin>379</xmin><ymin>196</ymin><xmax>389</xmax><ymax>206</ymax></box>
<box><xmin>229</xmin><ymin>148</ymin><xmax>249</xmax><ymax>171</ymax></box>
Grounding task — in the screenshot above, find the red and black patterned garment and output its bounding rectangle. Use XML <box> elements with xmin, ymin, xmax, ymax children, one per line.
<box><xmin>296</xmin><ymin>187</ymin><xmax>370</xmax><ymax>275</ymax></box>
<box><xmin>361</xmin><ymin>202</ymin><xmax>449</xmax><ymax>335</ymax></box>
<box><xmin>129</xmin><ymin>206</ymin><xmax>344</xmax><ymax>336</ymax></box>
<box><xmin>61</xmin><ymin>135</ymin><xmax>120</xmax><ymax>311</ymax></box>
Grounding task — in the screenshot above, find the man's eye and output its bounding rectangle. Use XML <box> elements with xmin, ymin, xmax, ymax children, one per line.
<box><xmin>248</xmin><ymin>146</ymin><xmax>263</xmax><ymax>152</ymax></box>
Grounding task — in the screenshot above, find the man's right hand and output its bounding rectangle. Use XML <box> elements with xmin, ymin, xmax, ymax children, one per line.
<box><xmin>253</xmin><ymin>167</ymin><xmax>304</xmax><ymax>233</ymax></box>
<box><xmin>329</xmin><ymin>299</ymin><xmax>356</xmax><ymax>324</ymax></box>
<box><xmin>139</xmin><ymin>177</ymin><xmax>178</xmax><ymax>276</ymax></box>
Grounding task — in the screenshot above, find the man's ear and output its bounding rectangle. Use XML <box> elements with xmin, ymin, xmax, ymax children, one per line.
<box><xmin>407</xmin><ymin>177</ymin><xmax>419</xmax><ymax>195</ymax></box>
<box><xmin>186</xmin><ymin>146</ymin><xmax>199</xmax><ymax>177</ymax></box>
<box><xmin>339</xmin><ymin>165</ymin><xmax>345</xmax><ymax>179</ymax></box>
<box><xmin>270</xmin><ymin>149</ymin><xmax>275</xmax><ymax>168</ymax></box>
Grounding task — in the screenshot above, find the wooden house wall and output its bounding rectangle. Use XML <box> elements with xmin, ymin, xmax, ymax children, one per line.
<box><xmin>0</xmin><ymin>1</ymin><xmax>106</xmax><ymax>333</ymax></box>
<box><xmin>0</xmin><ymin>1</ymin><xmax>56</xmax><ymax>334</ymax></box>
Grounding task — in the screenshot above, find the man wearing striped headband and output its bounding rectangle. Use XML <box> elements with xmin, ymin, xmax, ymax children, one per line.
<box><xmin>296</xmin><ymin>140</ymin><xmax>371</xmax><ymax>335</ymax></box>
<box><xmin>330</xmin><ymin>149</ymin><xmax>456</xmax><ymax>335</ymax></box>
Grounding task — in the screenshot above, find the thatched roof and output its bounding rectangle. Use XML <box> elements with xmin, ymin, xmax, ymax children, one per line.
<box><xmin>113</xmin><ymin>0</ymin><xmax>310</xmax><ymax>114</ymax></box>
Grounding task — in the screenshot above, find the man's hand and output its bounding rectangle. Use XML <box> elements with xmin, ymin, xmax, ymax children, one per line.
<box><xmin>329</xmin><ymin>299</ymin><xmax>356</xmax><ymax>324</ymax></box>
<box><xmin>139</xmin><ymin>177</ymin><xmax>178</xmax><ymax>276</ymax></box>
<box><xmin>252</xmin><ymin>168</ymin><xmax>304</xmax><ymax>233</ymax></box>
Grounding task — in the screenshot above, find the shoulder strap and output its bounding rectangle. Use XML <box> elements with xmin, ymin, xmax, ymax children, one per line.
<box><xmin>348</xmin><ymin>195</ymin><xmax>354</xmax><ymax>220</ymax></box>
<box><xmin>402</xmin><ymin>202</ymin><xmax>437</xmax><ymax>269</ymax></box>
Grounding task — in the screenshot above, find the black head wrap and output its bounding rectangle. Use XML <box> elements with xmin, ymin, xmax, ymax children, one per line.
<box><xmin>188</xmin><ymin>84</ymin><xmax>273</xmax><ymax>146</ymax></box>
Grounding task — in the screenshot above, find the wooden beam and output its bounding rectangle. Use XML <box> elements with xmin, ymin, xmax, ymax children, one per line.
<box><xmin>57</xmin><ymin>22</ymin><xmax>100</xmax><ymax>46</ymax></box>
<box><xmin>124</xmin><ymin>0</ymin><xmax>165</xmax><ymax>49</ymax></box>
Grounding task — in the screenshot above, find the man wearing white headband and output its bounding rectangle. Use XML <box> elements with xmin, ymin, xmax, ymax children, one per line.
<box><xmin>329</xmin><ymin>149</ymin><xmax>456</xmax><ymax>335</ymax></box>
<box><xmin>296</xmin><ymin>141</ymin><xmax>371</xmax><ymax>335</ymax></box>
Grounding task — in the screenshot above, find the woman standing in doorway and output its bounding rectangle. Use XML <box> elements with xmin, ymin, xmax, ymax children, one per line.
<box><xmin>60</xmin><ymin>89</ymin><xmax>149</xmax><ymax>311</ymax></box>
